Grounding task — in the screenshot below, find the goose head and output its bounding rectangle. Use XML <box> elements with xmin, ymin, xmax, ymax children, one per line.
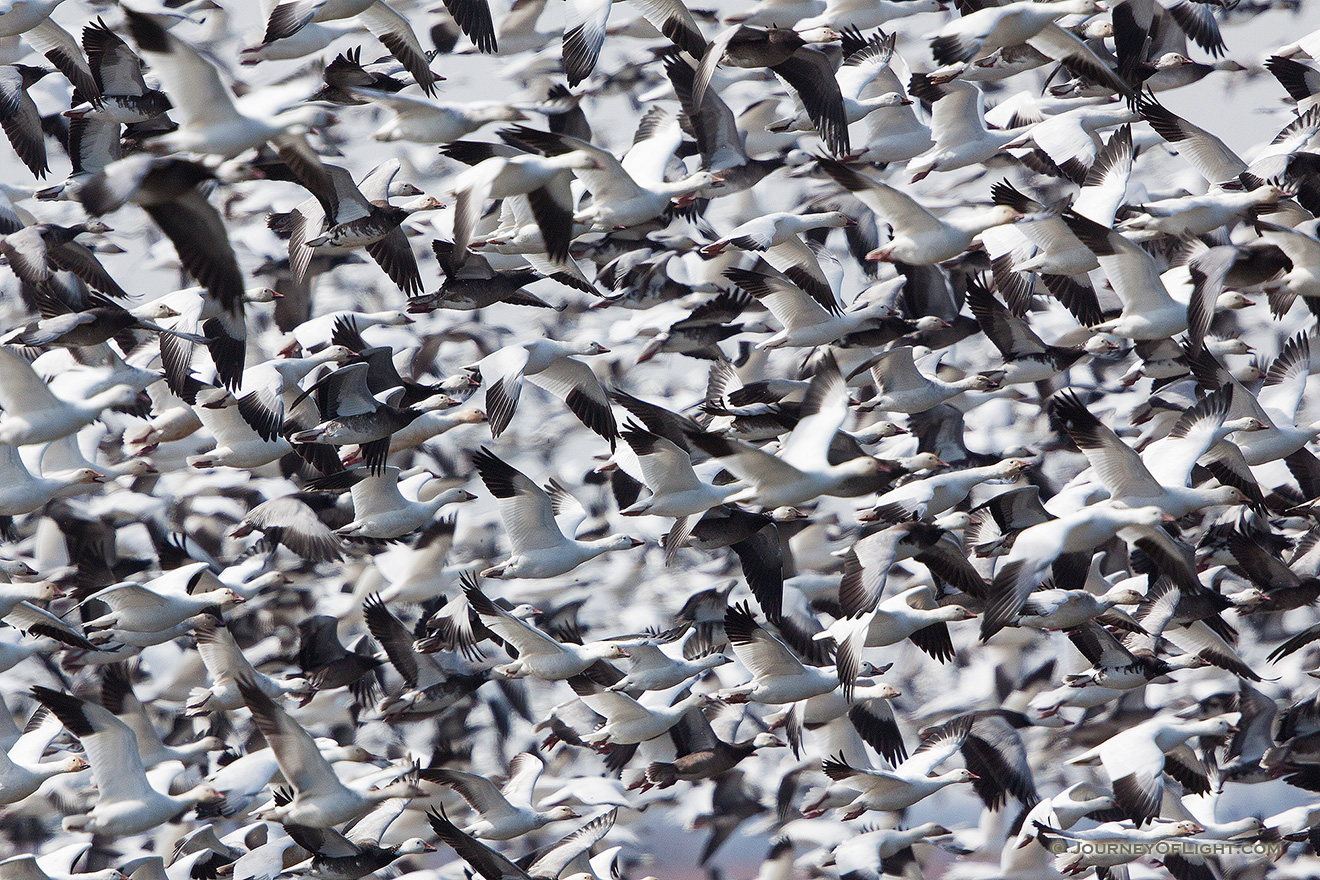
<box><xmin>132</xmin><ymin>302</ymin><xmax>182</xmax><ymax>321</ymax></box>
<box><xmin>994</xmin><ymin>459</ymin><xmax>1030</xmax><ymax>480</ymax></box>
<box><xmin>540</xmin><ymin>806</ymin><xmax>581</xmax><ymax>821</ymax></box>
<box><xmin>938</xmin><ymin>768</ymin><xmax>979</xmax><ymax>785</ymax></box>
<box><xmin>20</xmin><ymin>581</ymin><xmax>58</xmax><ymax>602</ymax></box>
<box><xmin>63</xmin><ymin>468</ymin><xmax>106</xmax><ymax>487</ymax></box>
<box><xmin>244</xmin><ymin>287</ymin><xmax>281</xmax><ymax>304</ymax></box>
<box><xmin>394</xmin><ymin>839</ymin><xmax>436</xmax><ymax>856</ymax></box>
<box><xmin>962</xmin><ymin>373</ymin><xmax>1002</xmax><ymax>392</ymax></box>
<box><xmin>839</xmin><ymin>456</ymin><xmax>892</xmax><ymax>479</ymax></box>
<box><xmin>586</xmin><ymin>641</ymin><xmax>629</xmax><ymax>661</ymax></box>
<box><xmin>868</xmin><ymin>92</ymin><xmax>913</xmax><ymax>109</ymax></box>
<box><xmin>751</xmin><ymin>732</ymin><xmax>785</xmax><ymax>749</ymax></box>
<box><xmin>902</xmin><ymin>452</ymin><xmax>947</xmax><ymax>473</ymax></box>
<box><xmin>570</xmin><ymin>341</ymin><xmax>610</xmax><ymax>356</ymax></box>
<box><xmin>1204</xmin><ymin>486</ymin><xmax>1251</xmax><ymax>507</ymax></box>
<box><xmin>1098</xmin><ymin>586</ymin><xmax>1146</xmax><ymax>606</ymax></box>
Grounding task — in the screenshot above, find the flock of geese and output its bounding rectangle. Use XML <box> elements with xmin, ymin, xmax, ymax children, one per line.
<box><xmin>1</xmin><ymin>0</ymin><xmax>1320</xmax><ymax>879</ymax></box>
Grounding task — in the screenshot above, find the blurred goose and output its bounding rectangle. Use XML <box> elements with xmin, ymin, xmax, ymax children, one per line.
<box><xmin>237</xmin><ymin>676</ymin><xmax>426</xmax><ymax>827</ymax></box>
<box><xmin>0</xmin><ymin>347</ymin><xmax>137</xmax><ymax>446</ymax></box>
<box><xmin>1067</xmin><ymin>715</ymin><xmax>1234</xmax><ymax>824</ymax></box>
<box><xmin>186</xmin><ymin>618</ymin><xmax>314</xmax><ymax>714</ymax></box>
<box><xmin>32</xmin><ymin>686</ymin><xmax>224</xmax><ymax>835</ymax></box>
<box><xmin>329</xmin><ymin>466</ymin><xmax>474</xmax><ymax>540</ymax></box>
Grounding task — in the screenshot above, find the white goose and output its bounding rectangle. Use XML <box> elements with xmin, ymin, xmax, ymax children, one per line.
<box><xmin>186</xmin><ymin>618</ymin><xmax>314</xmax><ymax>714</ymax></box>
<box><xmin>0</xmin><ymin>711</ymin><xmax>88</xmax><ymax>806</ymax></box>
<box><xmin>0</xmin><ymin>441</ymin><xmax>102</xmax><ymax>515</ymax></box>
<box><xmin>619</xmin><ymin>424</ymin><xmax>741</xmax><ymax>558</ymax></box>
<box><xmin>32</xmin><ymin>687</ymin><xmax>224</xmax><ymax>836</ymax></box>
<box><xmin>817</xmin><ymin>156</ymin><xmax>1020</xmax><ymax>263</ymax></box>
<box><xmin>422</xmin><ymin>753</ymin><xmax>579</xmax><ymax>840</ymax></box>
<box><xmin>0</xmin><ymin>347</ymin><xmax>137</xmax><ymax>446</ymax></box>
<box><xmin>237</xmin><ymin>676</ymin><xmax>426</xmax><ymax>828</ymax></box>
<box><xmin>856</xmin><ymin>347</ymin><xmax>1000</xmax><ymax>414</ymax></box>
<box><xmin>687</xmin><ymin>352</ymin><xmax>888</xmax><ymax>508</ymax></box>
<box><xmin>719</xmin><ymin>602</ymin><xmax>878</xmax><ymax>704</ymax></box>
<box><xmin>335</xmin><ymin>467</ymin><xmax>475</xmax><ymax>540</ymax></box>
<box><xmin>472</xmin><ymin>449</ymin><xmax>642</xmax><ymax>579</ymax></box>
<box><xmin>822</xmin><ymin>716</ymin><xmax>978</xmax><ymax>816</ymax></box>
<box><xmin>476</xmin><ymin>339</ymin><xmax>616</xmax><ymax>445</ymax></box>
<box><xmin>463</xmin><ymin>577</ymin><xmax>627</xmax><ymax>679</ymax></box>
<box><xmin>121</xmin><ymin>11</ymin><xmax>323</xmax><ymax>158</ymax></box>
<box><xmin>723</xmin><ymin>262</ymin><xmax>899</xmax><ymax>350</ymax></box>
<box><xmin>1066</xmin><ymin>715</ymin><xmax>1235</xmax><ymax>824</ymax></box>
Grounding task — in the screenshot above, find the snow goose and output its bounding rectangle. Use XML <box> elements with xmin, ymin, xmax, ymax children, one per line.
<box><xmin>619</xmin><ymin>424</ymin><xmax>741</xmax><ymax>559</ymax></box>
<box><xmin>1185</xmin><ymin>333</ymin><xmax>1320</xmax><ymax>466</ymax></box>
<box><xmin>699</xmin><ymin>211</ymin><xmax>853</xmax><ymax>258</ymax></box>
<box><xmin>979</xmin><ymin>502</ymin><xmax>1172</xmax><ymax>640</ymax></box>
<box><xmin>477</xmin><ymin>339</ymin><xmax>616</xmax><ymax>446</ymax></box>
<box><xmin>331</xmin><ymin>468</ymin><xmax>472</xmax><ymax>540</ymax></box>
<box><xmin>685</xmin><ymin>354</ymin><xmax>890</xmax><ymax>508</ymax></box>
<box><xmin>1060</xmin><ymin>210</ymin><xmax>1194</xmax><ymax>340</ymax></box>
<box><xmin>719</xmin><ymin>602</ymin><xmax>878</xmax><ymax>704</ymax></box>
<box><xmin>186</xmin><ymin>618</ymin><xmax>313</xmax><ymax>714</ymax></box>
<box><xmin>258</xmin><ymin>0</ymin><xmax>444</xmax><ymax>91</ymax></box>
<box><xmin>0</xmin><ymin>713</ymin><xmax>88</xmax><ymax>806</ymax></box>
<box><xmin>1050</xmin><ymin>390</ymin><xmax>1250</xmax><ymax>516</ymax></box>
<box><xmin>825</xmin><ymin>584</ymin><xmax>977</xmax><ymax>696</ymax></box>
<box><xmin>281</xmin><ymin>803</ymin><xmax>435</xmax><ymax>880</ymax></box>
<box><xmin>79</xmin><ymin>578</ymin><xmax>244</xmax><ymax>634</ymax></box>
<box><xmin>662</xmin><ymin>56</ymin><xmax>783</xmax><ymax>196</ymax></box>
<box><xmin>0</xmin><ymin>65</ymin><xmax>52</xmax><ymax>178</ymax></box>
<box><xmin>817</xmin><ymin>156</ymin><xmax>1020</xmax><ymax>263</ymax></box>
<box><xmin>187</xmin><ymin>384</ymin><xmax>294</xmax><ymax>470</ymax></box>
<box><xmin>641</xmin><ymin>707</ymin><xmax>783</xmax><ymax>788</ymax></box>
<box><xmin>237</xmin><ymin>676</ymin><xmax>426</xmax><ymax>828</ymax></box>
<box><xmin>965</xmin><ymin>279</ymin><xmax>1105</xmax><ymax>384</ymax></box>
<box><xmin>822</xmin><ymin>715</ymin><xmax>977</xmax><ymax>816</ymax></box>
<box><xmin>0</xmin><ymin>223</ymin><xmax>125</xmax><ymax>300</ymax></box>
<box><xmin>694</xmin><ymin>24</ymin><xmax>848</xmax><ymax>154</ymax></box>
<box><xmin>723</xmin><ymin>262</ymin><xmax>898</xmax><ymax>350</ymax></box>
<box><xmin>227</xmin><ymin>495</ymin><xmax>343</xmax><ymax>563</ymax></box>
<box><xmin>855</xmin><ymin>346</ymin><xmax>1000</xmax><ymax>413</ymax></box>
<box><xmin>273</xmin><ymin>142</ymin><xmax>438</xmax><ymax>296</ymax></box>
<box><xmin>929</xmin><ymin>0</ymin><xmax>1130</xmax><ymax>96</ymax></box>
<box><xmin>76</xmin><ymin>19</ymin><xmax>170</xmax><ymax>124</ymax></box>
<box><xmin>472</xmin><ymin>449</ymin><xmax>641</xmax><ymax>578</ymax></box>
<box><xmin>1120</xmin><ymin>186</ymin><xmax>1285</xmax><ymax>239</ymax></box>
<box><xmin>31</xmin><ymin>686</ymin><xmax>224</xmax><ymax>836</ymax></box>
<box><xmin>0</xmin><ymin>440</ymin><xmax>103</xmax><ymax>515</ymax></box>
<box><xmin>1016</xmin><ymin>584</ymin><xmax>1146</xmax><ymax>630</ymax></box>
<box><xmin>426</xmin><ymin>805</ymin><xmax>607</xmax><ymax>880</ymax></box>
<box><xmin>1062</xmin><ymin>620</ymin><xmax>1204</xmax><ymax>690</ymax></box>
<box><xmin>606</xmin><ymin>640</ymin><xmax>731</xmax><ymax>693</ymax></box>
<box><xmin>287</xmin><ymin>362</ymin><xmax>434</xmax><ymax>474</ymax></box>
<box><xmin>355</xmin><ymin>88</ymin><xmax>525</xmax><ymax>143</ymax></box>
<box><xmin>567</xmin><ymin>677</ymin><xmax>709</xmax><ymax>747</ymax></box>
<box><xmin>503</xmin><ymin>121</ymin><xmax>722</xmax><ymax>229</ymax></box>
<box><xmin>905</xmin><ymin>77</ymin><xmax>1027</xmax><ymax>179</ymax></box>
<box><xmin>78</xmin><ymin>155</ymin><xmax>247</xmax><ymax>389</ymax></box>
<box><xmin>1066</xmin><ymin>714</ymin><xmax>1234</xmax><ymax>824</ymax></box>
<box><xmin>464</xmin><ymin>576</ymin><xmax>627</xmax><ymax>678</ymax></box>
<box><xmin>863</xmin><ymin>457</ymin><xmax>1027</xmax><ymax>521</ymax></box>
<box><xmin>768</xmin><ymin>34</ymin><xmax>914</xmax><ymax>136</ymax></box>
<box><xmin>446</xmin><ymin>143</ymin><xmax>601</xmax><ymax>264</ymax></box>
<box><xmin>0</xmin><ymin>347</ymin><xmax>136</xmax><ymax>446</ymax></box>
<box><xmin>121</xmin><ymin>11</ymin><xmax>323</xmax><ymax>158</ymax></box>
